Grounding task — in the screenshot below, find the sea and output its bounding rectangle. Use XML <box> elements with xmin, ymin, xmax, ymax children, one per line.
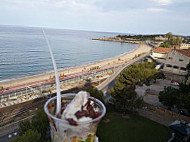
<box><xmin>0</xmin><ymin>26</ymin><xmax>138</xmax><ymax>81</ymax></box>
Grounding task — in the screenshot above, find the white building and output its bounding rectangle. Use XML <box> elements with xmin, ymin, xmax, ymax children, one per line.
<box><xmin>155</xmin><ymin>36</ymin><xmax>168</xmax><ymax>41</ymax></box>
<box><xmin>180</xmin><ymin>43</ymin><xmax>190</xmax><ymax>49</ymax></box>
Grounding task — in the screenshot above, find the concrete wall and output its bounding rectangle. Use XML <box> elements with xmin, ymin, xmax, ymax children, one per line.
<box><xmin>163</xmin><ymin>72</ymin><xmax>186</xmax><ymax>82</ymax></box>
<box><xmin>151</xmin><ymin>52</ymin><xmax>167</xmax><ymax>63</ymax></box>
<box><xmin>163</xmin><ymin>50</ymin><xmax>190</xmax><ymax>75</ymax></box>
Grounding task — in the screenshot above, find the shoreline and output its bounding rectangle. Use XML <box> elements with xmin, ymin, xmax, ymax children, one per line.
<box><xmin>0</xmin><ymin>44</ymin><xmax>138</xmax><ymax>83</ymax></box>
<box><xmin>0</xmin><ymin>44</ymin><xmax>151</xmax><ymax>88</ymax></box>
<box><xmin>92</xmin><ymin>38</ymin><xmax>143</xmax><ymax>44</ymax></box>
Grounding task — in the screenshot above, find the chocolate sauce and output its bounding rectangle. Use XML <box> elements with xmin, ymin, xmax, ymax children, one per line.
<box><xmin>62</xmin><ymin>98</ymin><xmax>101</xmax><ymax>126</ymax></box>
<box><xmin>74</xmin><ymin>99</ymin><xmax>96</xmax><ymax>120</ymax></box>
<box><xmin>75</xmin><ymin>110</ymin><xmax>88</xmax><ymax>119</ymax></box>
<box><xmin>66</xmin><ymin>118</ymin><xmax>78</xmax><ymax>126</ymax></box>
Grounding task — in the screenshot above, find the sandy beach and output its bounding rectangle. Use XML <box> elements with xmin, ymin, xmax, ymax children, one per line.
<box><xmin>0</xmin><ymin>44</ymin><xmax>151</xmax><ymax>88</ymax></box>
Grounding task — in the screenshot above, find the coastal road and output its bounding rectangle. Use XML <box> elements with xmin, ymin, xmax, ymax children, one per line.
<box><xmin>97</xmin><ymin>51</ymin><xmax>151</xmax><ymax>91</ymax></box>
<box><xmin>0</xmin><ymin>115</ymin><xmax>34</xmax><ymax>142</ymax></box>
<box><xmin>96</xmin><ymin>51</ymin><xmax>151</xmax><ymax>102</ymax></box>
<box><xmin>0</xmin><ymin>124</ymin><xmax>19</xmax><ymax>142</ymax></box>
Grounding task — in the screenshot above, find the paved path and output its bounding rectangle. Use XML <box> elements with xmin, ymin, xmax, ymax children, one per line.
<box><xmin>135</xmin><ymin>79</ymin><xmax>179</xmax><ymax>107</ymax></box>
<box><xmin>137</xmin><ymin>108</ymin><xmax>176</xmax><ymax>126</ymax></box>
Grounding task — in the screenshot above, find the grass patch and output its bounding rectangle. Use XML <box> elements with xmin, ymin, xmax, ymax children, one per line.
<box><xmin>97</xmin><ymin>113</ymin><xmax>172</xmax><ymax>142</ymax></box>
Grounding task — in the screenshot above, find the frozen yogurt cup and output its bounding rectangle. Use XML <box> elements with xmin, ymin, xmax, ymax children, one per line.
<box><xmin>44</xmin><ymin>92</ymin><xmax>106</xmax><ymax>142</ymax></box>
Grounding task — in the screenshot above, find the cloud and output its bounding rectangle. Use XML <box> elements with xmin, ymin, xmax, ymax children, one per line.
<box><xmin>152</xmin><ymin>0</ymin><xmax>190</xmax><ymax>5</ymax></box>
<box><xmin>2</xmin><ymin>0</ymin><xmax>99</xmax><ymax>8</ymax></box>
<box><xmin>0</xmin><ymin>0</ymin><xmax>190</xmax><ymax>35</ymax></box>
<box><xmin>147</xmin><ymin>7</ymin><xmax>169</xmax><ymax>12</ymax></box>
<box><xmin>152</xmin><ymin>0</ymin><xmax>172</xmax><ymax>5</ymax></box>
<box><xmin>1</xmin><ymin>0</ymin><xmax>100</xmax><ymax>14</ymax></box>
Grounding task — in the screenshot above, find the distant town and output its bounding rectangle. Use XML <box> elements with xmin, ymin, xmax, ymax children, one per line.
<box><xmin>1</xmin><ymin>32</ymin><xmax>190</xmax><ymax>142</ymax></box>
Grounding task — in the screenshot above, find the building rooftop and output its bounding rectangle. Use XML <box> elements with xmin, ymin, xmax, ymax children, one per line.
<box><xmin>177</xmin><ymin>49</ymin><xmax>190</xmax><ymax>57</ymax></box>
<box><xmin>153</xmin><ymin>47</ymin><xmax>174</xmax><ymax>54</ymax></box>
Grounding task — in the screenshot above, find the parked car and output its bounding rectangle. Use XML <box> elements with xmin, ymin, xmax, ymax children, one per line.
<box><xmin>171</xmin><ymin>80</ymin><xmax>180</xmax><ymax>86</ymax></box>
<box><xmin>178</xmin><ymin>109</ymin><xmax>189</xmax><ymax>116</ymax></box>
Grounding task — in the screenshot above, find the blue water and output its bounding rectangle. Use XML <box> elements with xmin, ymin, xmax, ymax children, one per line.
<box><xmin>0</xmin><ymin>26</ymin><xmax>138</xmax><ymax>81</ymax></box>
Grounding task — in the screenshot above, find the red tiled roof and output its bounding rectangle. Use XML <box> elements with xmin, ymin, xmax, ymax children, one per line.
<box><xmin>177</xmin><ymin>49</ymin><xmax>190</xmax><ymax>57</ymax></box>
<box><xmin>153</xmin><ymin>47</ymin><xmax>174</xmax><ymax>54</ymax></box>
<box><xmin>153</xmin><ymin>46</ymin><xmax>180</xmax><ymax>54</ymax></box>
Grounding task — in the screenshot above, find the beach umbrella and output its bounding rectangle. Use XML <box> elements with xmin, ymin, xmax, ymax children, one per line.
<box><xmin>169</xmin><ymin>120</ymin><xmax>190</xmax><ymax>137</ymax></box>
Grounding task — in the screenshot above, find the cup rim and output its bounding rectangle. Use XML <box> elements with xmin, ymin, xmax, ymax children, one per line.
<box><xmin>44</xmin><ymin>93</ymin><xmax>106</xmax><ymax>125</ymax></box>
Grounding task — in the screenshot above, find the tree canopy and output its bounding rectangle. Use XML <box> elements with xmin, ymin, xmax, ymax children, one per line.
<box><xmin>109</xmin><ymin>62</ymin><xmax>163</xmax><ymax>113</ymax></box>
<box><xmin>86</xmin><ymin>86</ymin><xmax>105</xmax><ymax>104</ymax></box>
<box><xmin>158</xmin><ymin>87</ymin><xmax>179</xmax><ymax>109</ymax></box>
<box><xmin>109</xmin><ymin>85</ymin><xmax>143</xmax><ymax>113</ymax></box>
<box><xmin>160</xmin><ymin>32</ymin><xmax>183</xmax><ymax>48</ymax></box>
<box><xmin>11</xmin><ymin>108</ymin><xmax>50</xmax><ymax>142</ymax></box>
<box><xmin>166</xmin><ymin>32</ymin><xmax>172</xmax><ymax>41</ymax></box>
<box><xmin>117</xmin><ymin>62</ymin><xmax>164</xmax><ymax>86</ymax></box>
<box><xmin>159</xmin><ymin>83</ymin><xmax>190</xmax><ymax>115</ymax></box>
<box><xmin>11</xmin><ymin>130</ymin><xmax>41</xmax><ymax>142</ymax></box>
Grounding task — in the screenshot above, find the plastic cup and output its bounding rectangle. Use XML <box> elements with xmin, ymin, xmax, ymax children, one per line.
<box><xmin>44</xmin><ymin>93</ymin><xmax>106</xmax><ymax>142</ymax></box>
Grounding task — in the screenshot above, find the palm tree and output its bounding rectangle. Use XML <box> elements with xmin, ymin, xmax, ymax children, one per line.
<box><xmin>174</xmin><ymin>36</ymin><xmax>183</xmax><ymax>47</ymax></box>
<box><xmin>166</xmin><ymin>32</ymin><xmax>172</xmax><ymax>41</ymax></box>
<box><xmin>178</xmin><ymin>37</ymin><xmax>183</xmax><ymax>46</ymax></box>
<box><xmin>171</xmin><ymin>37</ymin><xmax>176</xmax><ymax>46</ymax></box>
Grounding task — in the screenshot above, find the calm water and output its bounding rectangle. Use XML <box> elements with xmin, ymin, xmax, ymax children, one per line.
<box><xmin>0</xmin><ymin>26</ymin><xmax>138</xmax><ymax>81</ymax></box>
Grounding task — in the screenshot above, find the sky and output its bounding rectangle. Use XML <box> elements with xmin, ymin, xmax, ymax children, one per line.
<box><xmin>0</xmin><ymin>0</ymin><xmax>190</xmax><ymax>35</ymax></box>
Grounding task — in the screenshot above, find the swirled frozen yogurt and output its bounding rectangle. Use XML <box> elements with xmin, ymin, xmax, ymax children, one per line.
<box><xmin>61</xmin><ymin>91</ymin><xmax>98</xmax><ymax>125</ymax></box>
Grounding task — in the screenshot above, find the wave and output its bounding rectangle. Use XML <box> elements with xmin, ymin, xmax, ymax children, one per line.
<box><xmin>27</xmin><ymin>50</ymin><xmax>43</xmax><ymax>53</ymax></box>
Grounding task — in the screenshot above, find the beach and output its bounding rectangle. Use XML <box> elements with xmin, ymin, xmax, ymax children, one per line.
<box><xmin>0</xmin><ymin>44</ymin><xmax>151</xmax><ymax>89</ymax></box>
